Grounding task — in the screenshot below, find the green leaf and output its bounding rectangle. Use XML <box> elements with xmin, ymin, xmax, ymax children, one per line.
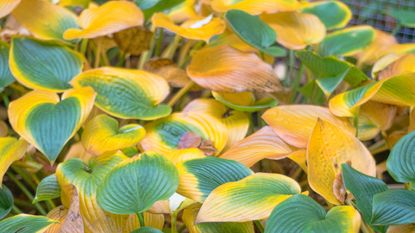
<box><xmin>97</xmin><ymin>152</ymin><xmax>179</xmax><ymax>215</ymax></box>
<box><xmin>212</xmin><ymin>92</ymin><xmax>278</xmax><ymax>112</ymax></box>
<box><xmin>131</xmin><ymin>226</ymin><xmax>163</xmax><ymax>233</ymax></box>
<box><xmin>10</xmin><ymin>37</ymin><xmax>84</xmax><ymax>92</ymax></box>
<box><xmin>34</xmin><ymin>174</ymin><xmax>61</xmax><ymax>203</ymax></box>
<box><xmin>372</xmin><ymin>189</ymin><xmax>415</xmax><ymax>225</ymax></box>
<box><xmin>265</xmin><ymin>194</ymin><xmax>360</xmax><ymax>233</ymax></box>
<box><xmin>387</xmin><ymin>130</ymin><xmax>415</xmax><ymax>189</ymax></box>
<box><xmin>177</xmin><ymin>157</ymin><xmax>253</xmax><ymax>202</ymax></box>
<box><xmin>143</xmin><ymin>0</ymin><xmax>185</xmax><ymax>19</ymax></box>
<box><xmin>0</xmin><ymin>186</ymin><xmax>13</xmax><ymax>219</ymax></box>
<box><xmin>0</xmin><ymin>42</ymin><xmax>14</xmax><ymax>92</ymax></box>
<box><xmin>134</xmin><ymin>0</ymin><xmax>161</xmax><ymax>10</ymax></box>
<box><xmin>0</xmin><ymin>214</ymin><xmax>55</xmax><ymax>233</ymax></box>
<box><xmin>297</xmin><ymin>51</ymin><xmax>369</xmax><ymax>95</ymax></box>
<box><xmin>388</xmin><ymin>8</ymin><xmax>415</xmax><ymax>28</ymax></box>
<box><xmin>341</xmin><ymin>164</ymin><xmax>387</xmax><ymax>232</ymax></box>
<box><xmin>318</xmin><ymin>26</ymin><xmax>375</xmax><ymax>57</ymax></box>
<box><xmin>225</xmin><ymin>10</ymin><xmax>285</xmax><ymax>57</ymax></box>
<box><xmin>302</xmin><ymin>1</ymin><xmax>351</xmax><ymax>30</ymax></box>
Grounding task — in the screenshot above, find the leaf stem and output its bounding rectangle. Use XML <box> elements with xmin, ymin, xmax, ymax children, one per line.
<box><xmin>171</xmin><ymin>212</ymin><xmax>178</xmax><ymax>233</ymax></box>
<box><xmin>254</xmin><ymin>220</ymin><xmax>264</xmax><ymax>233</ymax></box>
<box><xmin>162</xmin><ymin>35</ymin><xmax>182</xmax><ymax>59</ymax></box>
<box><xmin>137</xmin><ymin>212</ymin><xmax>145</xmax><ymax>227</ymax></box>
<box><xmin>168</xmin><ymin>81</ymin><xmax>195</xmax><ymax>107</ymax></box>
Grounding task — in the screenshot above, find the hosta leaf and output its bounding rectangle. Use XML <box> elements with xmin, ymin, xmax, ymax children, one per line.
<box><xmin>261</xmin><ymin>12</ymin><xmax>326</xmax><ymax>50</ymax></box>
<box><xmin>0</xmin><ymin>186</ymin><xmax>13</xmax><ymax>219</ymax></box>
<box><xmin>134</xmin><ymin>0</ymin><xmax>161</xmax><ymax>10</ymax></box>
<box><xmin>59</xmin><ymin>0</ymin><xmax>90</xmax><ymax>8</ymax></box>
<box><xmin>388</xmin><ymin>9</ymin><xmax>415</xmax><ymax>28</ymax></box>
<box><xmin>97</xmin><ymin>152</ymin><xmax>179</xmax><ymax>214</ymax></box>
<box><xmin>183</xmin><ymin>203</ymin><xmax>255</xmax><ymax>233</ymax></box>
<box><xmin>212</xmin><ymin>92</ymin><xmax>277</xmax><ymax>112</ymax></box>
<box><xmin>220</xmin><ymin>126</ymin><xmax>293</xmax><ymax>167</ymax></box>
<box><xmin>71</xmin><ymin>67</ymin><xmax>170</xmax><ymax>120</ymax></box>
<box><xmin>318</xmin><ymin>25</ymin><xmax>375</xmax><ymax>56</ymax></box>
<box><xmin>34</xmin><ymin>174</ymin><xmax>61</xmax><ymax>203</ymax></box>
<box><xmin>141</xmin><ymin>112</ymin><xmax>228</xmax><ymax>156</ymax></box>
<box><xmin>64</xmin><ymin>1</ymin><xmax>144</xmax><ymax>40</ymax></box>
<box><xmin>151</xmin><ymin>14</ymin><xmax>226</xmax><ymax>42</ymax></box>
<box><xmin>0</xmin><ymin>0</ymin><xmax>20</xmax><ymax>18</ymax></box>
<box><xmin>211</xmin><ymin>0</ymin><xmax>301</xmax><ymax>15</ymax></box>
<box><xmin>132</xmin><ymin>227</ymin><xmax>163</xmax><ymax>233</ymax></box>
<box><xmin>0</xmin><ymin>42</ymin><xmax>14</xmax><ymax>91</ymax></box>
<box><xmin>302</xmin><ymin>1</ymin><xmax>352</xmax><ymax>30</ymax></box>
<box><xmin>142</xmin><ymin>0</ymin><xmax>185</xmax><ymax>19</ymax></box>
<box><xmin>12</xmin><ymin>0</ymin><xmax>79</xmax><ymax>41</ymax></box>
<box><xmin>8</xmin><ymin>87</ymin><xmax>95</xmax><ymax>162</ymax></box>
<box><xmin>387</xmin><ymin>130</ymin><xmax>415</xmax><ymax>188</ymax></box>
<box><xmin>374</xmin><ymin>54</ymin><xmax>415</xmax><ymax>80</ymax></box>
<box><xmin>196</xmin><ymin>173</ymin><xmax>301</xmax><ymax>222</ymax></box>
<box><xmin>296</xmin><ymin>51</ymin><xmax>368</xmax><ymax>95</ymax></box>
<box><xmin>355</xmin><ymin>29</ymin><xmax>397</xmax><ymax>66</ymax></box>
<box><xmin>225</xmin><ymin>10</ymin><xmax>284</xmax><ymax>56</ymax></box>
<box><xmin>187</xmin><ymin>45</ymin><xmax>281</xmax><ymax>92</ymax></box>
<box><xmin>329</xmin><ymin>73</ymin><xmax>415</xmax><ymax>117</ymax></box>
<box><xmin>342</xmin><ymin>164</ymin><xmax>388</xmax><ymax>227</ymax></box>
<box><xmin>0</xmin><ymin>137</ymin><xmax>28</xmax><ymax>184</ymax></box>
<box><xmin>307</xmin><ymin>119</ymin><xmax>376</xmax><ymax>205</ymax></box>
<box><xmin>81</xmin><ymin>114</ymin><xmax>146</xmax><ymax>155</ymax></box>
<box><xmin>10</xmin><ymin>37</ymin><xmax>84</xmax><ymax>92</ymax></box>
<box><xmin>264</xmin><ymin>195</ymin><xmax>361</xmax><ymax>233</ymax></box>
<box><xmin>0</xmin><ymin>214</ymin><xmax>55</xmax><ymax>233</ymax></box>
<box><xmin>372</xmin><ymin>190</ymin><xmax>415</xmax><ymax>225</ymax></box>
<box><xmin>177</xmin><ymin>157</ymin><xmax>253</xmax><ymax>202</ymax></box>
<box><xmin>387</xmin><ymin>224</ymin><xmax>415</xmax><ymax>233</ymax></box>
<box><xmin>262</xmin><ymin>105</ymin><xmax>354</xmax><ymax>148</ymax></box>
<box><xmin>56</xmin><ymin>152</ymin><xmax>132</xmax><ymax>233</ymax></box>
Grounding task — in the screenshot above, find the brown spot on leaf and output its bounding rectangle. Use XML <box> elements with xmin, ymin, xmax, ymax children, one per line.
<box><xmin>178</xmin><ymin>132</ymin><xmax>217</xmax><ymax>156</ymax></box>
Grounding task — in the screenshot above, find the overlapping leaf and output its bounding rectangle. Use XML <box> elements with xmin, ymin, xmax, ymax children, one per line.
<box><xmin>0</xmin><ymin>137</ymin><xmax>28</xmax><ymax>184</ymax></box>
<box><xmin>210</xmin><ymin>0</ymin><xmax>301</xmax><ymax>15</ymax></box>
<box><xmin>302</xmin><ymin>1</ymin><xmax>352</xmax><ymax>30</ymax></box>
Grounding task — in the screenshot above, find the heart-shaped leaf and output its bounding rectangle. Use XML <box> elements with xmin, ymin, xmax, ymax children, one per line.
<box><xmin>63</xmin><ymin>1</ymin><xmax>144</xmax><ymax>40</ymax></box>
<box><xmin>34</xmin><ymin>174</ymin><xmax>61</xmax><ymax>203</ymax></box>
<box><xmin>0</xmin><ymin>0</ymin><xmax>20</xmax><ymax>18</ymax></box>
<box><xmin>10</xmin><ymin>37</ymin><xmax>84</xmax><ymax>92</ymax></box>
<box><xmin>372</xmin><ymin>189</ymin><xmax>415</xmax><ymax>225</ymax></box>
<box><xmin>8</xmin><ymin>87</ymin><xmax>95</xmax><ymax>162</ymax></box>
<box><xmin>12</xmin><ymin>0</ymin><xmax>79</xmax><ymax>41</ymax></box>
<box><xmin>212</xmin><ymin>91</ymin><xmax>277</xmax><ymax>112</ymax></box>
<box><xmin>318</xmin><ymin>25</ymin><xmax>375</xmax><ymax>56</ymax></box>
<box><xmin>177</xmin><ymin>157</ymin><xmax>253</xmax><ymax>202</ymax></box>
<box><xmin>72</xmin><ymin>67</ymin><xmax>171</xmax><ymax>120</ymax></box>
<box><xmin>0</xmin><ymin>214</ymin><xmax>55</xmax><ymax>233</ymax></box>
<box><xmin>196</xmin><ymin>173</ymin><xmax>301</xmax><ymax>222</ymax></box>
<box><xmin>387</xmin><ymin>130</ymin><xmax>415</xmax><ymax>189</ymax></box>
<box><xmin>210</xmin><ymin>0</ymin><xmax>301</xmax><ymax>15</ymax></box>
<box><xmin>97</xmin><ymin>152</ymin><xmax>179</xmax><ymax>215</ymax></box>
<box><xmin>81</xmin><ymin>114</ymin><xmax>146</xmax><ymax>155</ymax></box>
<box><xmin>0</xmin><ymin>137</ymin><xmax>28</xmax><ymax>184</ymax></box>
<box><xmin>302</xmin><ymin>1</ymin><xmax>352</xmax><ymax>30</ymax></box>
<box><xmin>264</xmin><ymin>195</ymin><xmax>361</xmax><ymax>233</ymax></box>
<box><xmin>0</xmin><ymin>42</ymin><xmax>14</xmax><ymax>91</ymax></box>
<box><xmin>0</xmin><ymin>186</ymin><xmax>13</xmax><ymax>219</ymax></box>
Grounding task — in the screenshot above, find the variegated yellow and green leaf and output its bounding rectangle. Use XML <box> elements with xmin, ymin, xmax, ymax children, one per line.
<box><xmin>0</xmin><ymin>185</ymin><xmax>13</xmax><ymax>219</ymax></box>
<box><xmin>262</xmin><ymin>105</ymin><xmax>355</xmax><ymax>148</ymax></box>
<box><xmin>71</xmin><ymin>67</ymin><xmax>171</xmax><ymax>120</ymax></box>
<box><xmin>196</xmin><ymin>173</ymin><xmax>301</xmax><ymax>222</ymax></box>
<box><xmin>0</xmin><ymin>214</ymin><xmax>55</xmax><ymax>233</ymax></box>
<box><xmin>374</xmin><ymin>54</ymin><xmax>415</xmax><ymax>80</ymax></box>
<box><xmin>97</xmin><ymin>152</ymin><xmax>179</xmax><ymax>215</ymax></box>
<box><xmin>307</xmin><ymin>119</ymin><xmax>376</xmax><ymax>205</ymax></box>
<box><xmin>0</xmin><ymin>42</ymin><xmax>15</xmax><ymax>91</ymax></box>
<box><xmin>8</xmin><ymin>87</ymin><xmax>96</xmax><ymax>162</ymax></box>
<box><xmin>176</xmin><ymin>156</ymin><xmax>252</xmax><ymax>202</ymax></box>
<box><xmin>34</xmin><ymin>174</ymin><xmax>61</xmax><ymax>203</ymax></box>
<box><xmin>210</xmin><ymin>0</ymin><xmax>301</xmax><ymax>15</ymax></box>
<box><xmin>12</xmin><ymin>0</ymin><xmax>79</xmax><ymax>41</ymax></box>
<box><xmin>64</xmin><ymin>1</ymin><xmax>144</xmax><ymax>40</ymax></box>
<box><xmin>81</xmin><ymin>114</ymin><xmax>146</xmax><ymax>155</ymax></box>
<box><xmin>318</xmin><ymin>25</ymin><xmax>376</xmax><ymax>56</ymax></box>
<box><xmin>140</xmin><ymin>112</ymin><xmax>228</xmax><ymax>156</ymax></box>
<box><xmin>0</xmin><ymin>137</ymin><xmax>28</xmax><ymax>184</ymax></box>
<box><xmin>212</xmin><ymin>91</ymin><xmax>277</xmax><ymax>112</ymax></box>
<box><xmin>329</xmin><ymin>73</ymin><xmax>415</xmax><ymax>117</ymax></box>
<box><xmin>355</xmin><ymin>29</ymin><xmax>397</xmax><ymax>66</ymax></box>
<box><xmin>220</xmin><ymin>126</ymin><xmax>293</xmax><ymax>167</ymax></box>
<box><xmin>183</xmin><ymin>203</ymin><xmax>255</xmax><ymax>233</ymax></box>
<box><xmin>10</xmin><ymin>37</ymin><xmax>84</xmax><ymax>92</ymax></box>
<box><xmin>302</xmin><ymin>1</ymin><xmax>352</xmax><ymax>30</ymax></box>
<box><xmin>56</xmin><ymin>152</ymin><xmax>134</xmax><ymax>233</ymax></box>
<box><xmin>264</xmin><ymin>194</ymin><xmax>361</xmax><ymax>233</ymax></box>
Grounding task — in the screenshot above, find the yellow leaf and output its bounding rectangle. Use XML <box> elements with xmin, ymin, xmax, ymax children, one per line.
<box><xmin>0</xmin><ymin>0</ymin><xmax>20</xmax><ymax>18</ymax></box>
<box><xmin>287</xmin><ymin>149</ymin><xmax>307</xmax><ymax>171</ymax></box>
<box><xmin>261</xmin><ymin>12</ymin><xmax>326</xmax><ymax>50</ymax></box>
<box><xmin>0</xmin><ymin>137</ymin><xmax>28</xmax><ymax>184</ymax></box>
<box><xmin>262</xmin><ymin>105</ymin><xmax>355</xmax><ymax>148</ymax></box>
<box><xmin>375</xmin><ymin>54</ymin><xmax>415</xmax><ymax>80</ymax></box>
<box><xmin>211</xmin><ymin>0</ymin><xmax>301</xmax><ymax>15</ymax></box>
<box><xmin>220</xmin><ymin>126</ymin><xmax>293</xmax><ymax>167</ymax></box>
<box><xmin>64</xmin><ymin>1</ymin><xmax>144</xmax><ymax>40</ymax></box>
<box><xmin>187</xmin><ymin>45</ymin><xmax>281</xmax><ymax>92</ymax></box>
<box><xmin>307</xmin><ymin>119</ymin><xmax>376</xmax><ymax>204</ymax></box>
<box><xmin>355</xmin><ymin>29</ymin><xmax>397</xmax><ymax>66</ymax></box>
<box><xmin>151</xmin><ymin>13</ymin><xmax>226</xmax><ymax>42</ymax></box>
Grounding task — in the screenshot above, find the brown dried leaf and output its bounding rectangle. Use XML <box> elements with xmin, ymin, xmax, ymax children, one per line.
<box><xmin>114</xmin><ymin>26</ymin><xmax>153</xmax><ymax>55</ymax></box>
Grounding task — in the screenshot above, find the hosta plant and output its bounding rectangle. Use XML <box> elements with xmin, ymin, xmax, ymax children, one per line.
<box><xmin>0</xmin><ymin>0</ymin><xmax>414</xmax><ymax>233</ymax></box>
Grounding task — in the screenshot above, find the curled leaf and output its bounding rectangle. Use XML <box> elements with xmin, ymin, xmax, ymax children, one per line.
<box><xmin>0</xmin><ymin>137</ymin><xmax>28</xmax><ymax>184</ymax></box>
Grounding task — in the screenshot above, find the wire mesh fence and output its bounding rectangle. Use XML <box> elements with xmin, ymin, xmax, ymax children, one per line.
<box><xmin>344</xmin><ymin>0</ymin><xmax>415</xmax><ymax>42</ymax></box>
